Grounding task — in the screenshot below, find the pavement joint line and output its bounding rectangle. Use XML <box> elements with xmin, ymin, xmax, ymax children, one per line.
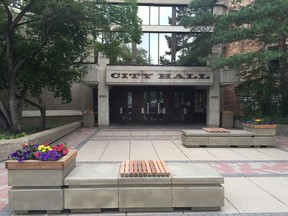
<box><xmin>247</xmin><ymin>178</ymin><xmax>288</xmax><ymax>209</ymax></box>
<box><xmin>151</xmin><ymin>140</ymin><xmax>161</xmax><ymax>160</ymax></box>
<box><xmin>172</xmin><ymin>139</ymin><xmax>191</xmax><ymax>161</ymax></box>
<box><xmin>97</xmin><ymin>140</ymin><xmax>110</xmax><ymax>162</ymax></box>
<box><xmin>74</xmin><ymin>127</ymin><xmax>101</xmax><ymax>150</ymax></box>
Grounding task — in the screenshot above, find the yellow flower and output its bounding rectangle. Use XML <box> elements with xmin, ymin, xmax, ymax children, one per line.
<box><xmin>255</xmin><ymin>119</ymin><xmax>261</xmax><ymax>122</ymax></box>
<box><xmin>38</xmin><ymin>145</ymin><xmax>45</xmax><ymax>151</ymax></box>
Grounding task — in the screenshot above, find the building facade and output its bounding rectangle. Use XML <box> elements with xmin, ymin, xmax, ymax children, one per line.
<box><xmin>21</xmin><ymin>0</ymin><xmax>240</xmax><ymax>127</ymax></box>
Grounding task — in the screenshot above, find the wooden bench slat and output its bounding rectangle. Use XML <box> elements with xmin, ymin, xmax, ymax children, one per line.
<box><xmin>133</xmin><ymin>161</ymin><xmax>138</xmax><ymax>177</ymax></box>
<box><xmin>129</xmin><ymin>161</ymin><xmax>134</xmax><ymax>177</ymax></box>
<box><xmin>203</xmin><ymin>128</ymin><xmax>230</xmax><ymax>133</ymax></box>
<box><xmin>120</xmin><ymin>161</ymin><xmax>125</xmax><ymax>177</ymax></box>
<box><xmin>142</xmin><ymin>160</ymin><xmax>147</xmax><ymax>176</ymax></box>
<box><xmin>149</xmin><ymin>160</ymin><xmax>156</xmax><ymax>176</ymax></box>
<box><xmin>160</xmin><ymin>160</ymin><xmax>170</xmax><ymax>175</ymax></box>
<box><xmin>154</xmin><ymin>161</ymin><xmax>161</xmax><ymax>176</ymax></box>
<box><xmin>120</xmin><ymin>160</ymin><xmax>170</xmax><ymax>177</ymax></box>
<box><xmin>138</xmin><ymin>161</ymin><xmax>142</xmax><ymax>177</ymax></box>
<box><xmin>145</xmin><ymin>161</ymin><xmax>152</xmax><ymax>176</ymax></box>
<box><xmin>156</xmin><ymin>160</ymin><xmax>166</xmax><ymax>174</ymax></box>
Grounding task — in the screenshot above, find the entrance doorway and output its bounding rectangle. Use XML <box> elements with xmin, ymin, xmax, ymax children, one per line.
<box><xmin>109</xmin><ymin>86</ymin><xmax>206</xmax><ymax>124</ymax></box>
<box><xmin>143</xmin><ymin>91</ymin><xmax>165</xmax><ymax>123</ymax></box>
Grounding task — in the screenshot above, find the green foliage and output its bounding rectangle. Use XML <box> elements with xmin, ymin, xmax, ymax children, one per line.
<box><xmin>0</xmin><ymin>131</ymin><xmax>26</xmax><ymax>140</ymax></box>
<box><xmin>93</xmin><ymin>0</ymin><xmax>142</xmax><ymax>60</ymax></box>
<box><xmin>181</xmin><ymin>0</ymin><xmax>288</xmax><ymax>116</ymax></box>
<box><xmin>0</xmin><ymin>0</ymin><xmax>142</xmax><ymax>132</ymax></box>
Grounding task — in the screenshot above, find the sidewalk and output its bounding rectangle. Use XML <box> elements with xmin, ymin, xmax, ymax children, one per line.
<box><xmin>1</xmin><ymin>126</ymin><xmax>288</xmax><ymax>216</ymax></box>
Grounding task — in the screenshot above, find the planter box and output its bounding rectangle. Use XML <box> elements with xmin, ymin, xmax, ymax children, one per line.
<box><xmin>0</xmin><ymin>121</ymin><xmax>81</xmax><ymax>161</ymax></box>
<box><xmin>242</xmin><ymin>124</ymin><xmax>276</xmax><ymax>136</ymax></box>
<box><xmin>6</xmin><ymin>150</ymin><xmax>77</xmax><ymax>213</ymax></box>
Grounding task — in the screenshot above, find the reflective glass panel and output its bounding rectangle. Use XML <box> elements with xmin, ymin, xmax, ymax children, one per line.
<box><xmin>150</xmin><ymin>33</ymin><xmax>159</xmax><ymax>65</ymax></box>
<box><xmin>159</xmin><ymin>33</ymin><xmax>171</xmax><ymax>64</ymax></box>
<box><xmin>160</xmin><ymin>7</ymin><xmax>172</xmax><ymax>25</ymax></box>
<box><xmin>150</xmin><ymin>6</ymin><xmax>159</xmax><ymax>25</ymax></box>
<box><xmin>138</xmin><ymin>6</ymin><xmax>149</xmax><ymax>25</ymax></box>
<box><xmin>138</xmin><ymin>33</ymin><xmax>150</xmax><ymax>63</ymax></box>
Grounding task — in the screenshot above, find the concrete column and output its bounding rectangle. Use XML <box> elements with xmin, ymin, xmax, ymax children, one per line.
<box><xmin>206</xmin><ymin>1</ymin><xmax>227</xmax><ymax>127</ymax></box>
<box><xmin>207</xmin><ymin>70</ymin><xmax>220</xmax><ymax>127</ymax></box>
<box><xmin>97</xmin><ymin>53</ymin><xmax>110</xmax><ymax>126</ymax></box>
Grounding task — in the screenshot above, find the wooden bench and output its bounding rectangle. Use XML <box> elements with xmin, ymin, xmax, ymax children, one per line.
<box><xmin>203</xmin><ymin>128</ymin><xmax>230</xmax><ymax>133</ymax></box>
<box><xmin>120</xmin><ymin>160</ymin><xmax>170</xmax><ymax>177</ymax></box>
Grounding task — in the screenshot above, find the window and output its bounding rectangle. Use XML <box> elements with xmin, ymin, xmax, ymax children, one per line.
<box><xmin>138</xmin><ymin>6</ymin><xmax>174</xmax><ymax>26</ymax></box>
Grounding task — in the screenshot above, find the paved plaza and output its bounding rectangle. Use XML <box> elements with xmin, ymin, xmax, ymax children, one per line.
<box><xmin>1</xmin><ymin>126</ymin><xmax>288</xmax><ymax>216</ymax></box>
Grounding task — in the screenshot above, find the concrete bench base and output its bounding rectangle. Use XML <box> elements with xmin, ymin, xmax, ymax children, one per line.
<box><xmin>64</xmin><ymin>163</ymin><xmax>224</xmax><ymax>212</ymax></box>
<box><xmin>182</xmin><ymin>129</ymin><xmax>275</xmax><ymax>147</ymax></box>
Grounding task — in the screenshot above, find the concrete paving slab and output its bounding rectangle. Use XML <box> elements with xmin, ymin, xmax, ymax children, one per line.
<box><xmin>229</xmin><ymin>148</ymin><xmax>276</xmax><ymax>161</ymax></box>
<box><xmin>255</xmin><ymin>148</ymin><xmax>288</xmax><ymax>160</ymax></box>
<box><xmin>100</xmin><ymin>150</ymin><xmax>130</xmax><ymax>161</ymax></box>
<box><xmin>130</xmin><ymin>141</ymin><xmax>159</xmax><ymax>160</ymax></box>
<box><xmin>205</xmin><ymin>148</ymin><xmax>247</xmax><ymax>160</ymax></box>
<box><xmin>164</xmin><ymin>131</ymin><xmax>182</xmax><ymax>136</ymax></box>
<box><xmin>153</xmin><ymin>140</ymin><xmax>189</xmax><ymax>160</ymax></box>
<box><xmin>147</xmin><ymin>131</ymin><xmax>166</xmax><ymax>136</ymax></box>
<box><xmin>130</xmin><ymin>131</ymin><xmax>149</xmax><ymax>136</ymax></box>
<box><xmin>179</xmin><ymin>147</ymin><xmax>218</xmax><ymax>161</ymax></box>
<box><xmin>248</xmin><ymin>177</ymin><xmax>288</xmax><ymax>206</ymax></box>
<box><xmin>220</xmin><ymin>197</ymin><xmax>239</xmax><ymax>214</ymax></box>
<box><xmin>97</xmin><ymin>131</ymin><xmax>115</xmax><ymax>136</ymax></box>
<box><xmin>100</xmin><ymin>141</ymin><xmax>130</xmax><ymax>161</ymax></box>
<box><xmin>224</xmin><ymin>177</ymin><xmax>288</xmax><ymax>213</ymax></box>
<box><xmin>114</xmin><ymin>131</ymin><xmax>131</xmax><ymax>136</ymax></box>
<box><xmin>77</xmin><ymin>141</ymin><xmax>108</xmax><ymax>162</ymax></box>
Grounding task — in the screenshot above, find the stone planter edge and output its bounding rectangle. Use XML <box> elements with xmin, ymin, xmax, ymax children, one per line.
<box><xmin>0</xmin><ymin>121</ymin><xmax>81</xmax><ymax>162</ymax></box>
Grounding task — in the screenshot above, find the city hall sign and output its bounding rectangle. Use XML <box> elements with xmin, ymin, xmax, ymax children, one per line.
<box><xmin>106</xmin><ymin>66</ymin><xmax>214</xmax><ymax>86</ymax></box>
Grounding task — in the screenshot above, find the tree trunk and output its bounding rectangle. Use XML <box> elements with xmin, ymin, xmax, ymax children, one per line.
<box><xmin>9</xmin><ymin>94</ymin><xmax>22</xmax><ymax>133</ymax></box>
<box><xmin>37</xmin><ymin>95</ymin><xmax>46</xmax><ymax>131</ymax></box>
<box><xmin>6</xmin><ymin>21</ymin><xmax>22</xmax><ymax>133</ymax></box>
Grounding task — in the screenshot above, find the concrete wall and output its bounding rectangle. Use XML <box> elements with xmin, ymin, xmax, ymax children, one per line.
<box><xmin>21</xmin><ymin>83</ymin><xmax>93</xmax><ymax>111</ymax></box>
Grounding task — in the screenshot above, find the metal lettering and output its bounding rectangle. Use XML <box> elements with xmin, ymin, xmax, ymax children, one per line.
<box><xmin>173</xmin><ymin>74</ymin><xmax>185</xmax><ymax>79</ymax></box>
<box><xmin>186</xmin><ymin>74</ymin><xmax>197</xmax><ymax>79</ymax></box>
<box><xmin>141</xmin><ymin>73</ymin><xmax>153</xmax><ymax>79</ymax></box>
<box><xmin>111</xmin><ymin>73</ymin><xmax>120</xmax><ymax>78</ymax></box>
<box><xmin>129</xmin><ymin>73</ymin><xmax>141</xmax><ymax>79</ymax></box>
<box><xmin>121</xmin><ymin>73</ymin><xmax>129</xmax><ymax>79</ymax></box>
<box><xmin>198</xmin><ymin>74</ymin><xmax>210</xmax><ymax>79</ymax></box>
<box><xmin>158</xmin><ymin>73</ymin><xmax>172</xmax><ymax>79</ymax></box>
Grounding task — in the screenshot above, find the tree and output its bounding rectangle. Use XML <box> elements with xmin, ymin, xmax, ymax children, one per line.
<box><xmin>181</xmin><ymin>0</ymin><xmax>288</xmax><ymax>117</ymax></box>
<box><xmin>0</xmin><ymin>0</ymin><xmax>141</xmax><ymax>133</ymax></box>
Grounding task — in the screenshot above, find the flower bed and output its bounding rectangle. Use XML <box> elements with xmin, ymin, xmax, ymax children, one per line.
<box><xmin>6</xmin><ymin>149</ymin><xmax>77</xmax><ymax>214</ymax></box>
<box><xmin>0</xmin><ymin>121</ymin><xmax>81</xmax><ymax>161</ymax></box>
<box><xmin>242</xmin><ymin>123</ymin><xmax>276</xmax><ymax>136</ymax></box>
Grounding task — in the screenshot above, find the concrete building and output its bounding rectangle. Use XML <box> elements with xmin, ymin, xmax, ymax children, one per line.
<box><xmin>21</xmin><ymin>0</ymin><xmax>240</xmax><ymax>127</ymax></box>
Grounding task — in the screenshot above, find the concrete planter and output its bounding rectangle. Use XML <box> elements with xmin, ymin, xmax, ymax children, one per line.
<box><xmin>0</xmin><ymin>121</ymin><xmax>81</xmax><ymax>161</ymax></box>
<box><xmin>276</xmin><ymin>124</ymin><xmax>288</xmax><ymax>136</ymax></box>
<box><xmin>6</xmin><ymin>150</ymin><xmax>77</xmax><ymax>214</ymax></box>
<box><xmin>242</xmin><ymin>124</ymin><xmax>277</xmax><ymax>136</ymax></box>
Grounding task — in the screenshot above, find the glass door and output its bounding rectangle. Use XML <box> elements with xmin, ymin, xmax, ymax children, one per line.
<box><xmin>143</xmin><ymin>91</ymin><xmax>165</xmax><ymax>122</ymax></box>
<box><xmin>119</xmin><ymin>91</ymin><xmax>133</xmax><ymax>122</ymax></box>
<box><xmin>173</xmin><ymin>90</ymin><xmax>194</xmax><ymax>123</ymax></box>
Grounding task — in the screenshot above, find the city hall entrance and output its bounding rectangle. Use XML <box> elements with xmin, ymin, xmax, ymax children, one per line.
<box><xmin>110</xmin><ymin>86</ymin><xmax>206</xmax><ymax>124</ymax></box>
